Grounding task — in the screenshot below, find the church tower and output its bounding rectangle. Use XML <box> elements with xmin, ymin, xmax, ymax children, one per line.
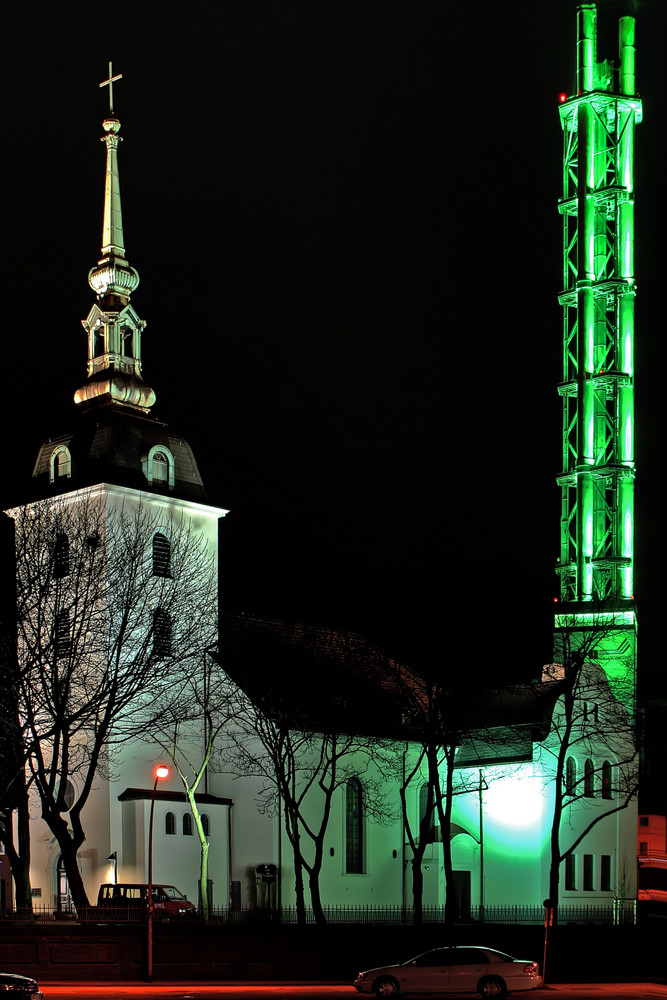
<box><xmin>554</xmin><ymin>4</ymin><xmax>640</xmax><ymax>711</ymax></box>
<box><xmin>7</xmin><ymin>66</ymin><xmax>227</xmax><ymax>909</ymax></box>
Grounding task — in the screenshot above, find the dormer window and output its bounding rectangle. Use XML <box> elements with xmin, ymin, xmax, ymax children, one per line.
<box><xmin>142</xmin><ymin>446</ymin><xmax>175</xmax><ymax>490</ymax></box>
<box><xmin>50</xmin><ymin>446</ymin><xmax>72</xmax><ymax>484</ymax></box>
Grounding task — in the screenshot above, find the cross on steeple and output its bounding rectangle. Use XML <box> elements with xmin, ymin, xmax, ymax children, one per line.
<box><xmin>99</xmin><ymin>61</ymin><xmax>122</xmax><ymax>113</ymax></box>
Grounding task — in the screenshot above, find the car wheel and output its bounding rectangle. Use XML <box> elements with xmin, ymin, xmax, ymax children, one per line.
<box><xmin>373</xmin><ymin>976</ymin><xmax>401</xmax><ymax>997</ymax></box>
<box><xmin>478</xmin><ymin>976</ymin><xmax>507</xmax><ymax>999</ymax></box>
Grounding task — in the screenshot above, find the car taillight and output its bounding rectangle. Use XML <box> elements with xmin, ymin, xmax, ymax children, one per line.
<box><xmin>524</xmin><ymin>962</ymin><xmax>539</xmax><ymax>974</ymax></box>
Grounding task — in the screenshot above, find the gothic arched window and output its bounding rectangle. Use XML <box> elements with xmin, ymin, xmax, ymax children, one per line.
<box><xmin>565</xmin><ymin>757</ymin><xmax>577</xmax><ymax>795</ymax></box>
<box><xmin>601</xmin><ymin>760</ymin><xmax>613</xmax><ymax>800</ymax></box>
<box><xmin>345</xmin><ymin>777</ymin><xmax>365</xmax><ymax>874</ymax></box>
<box><xmin>183</xmin><ymin>814</ymin><xmax>193</xmax><ymax>836</ymax></box>
<box><xmin>165</xmin><ymin>812</ymin><xmax>175</xmax><ymax>835</ymax></box>
<box><xmin>201</xmin><ymin>814</ymin><xmax>210</xmax><ymax>836</ymax></box>
<box><xmin>584</xmin><ymin>758</ymin><xmax>595</xmax><ymax>797</ymax></box>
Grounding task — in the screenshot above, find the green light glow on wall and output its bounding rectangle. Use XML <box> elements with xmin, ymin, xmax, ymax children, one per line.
<box><xmin>455</xmin><ymin>763</ymin><xmax>549</xmax><ymax>860</ymax></box>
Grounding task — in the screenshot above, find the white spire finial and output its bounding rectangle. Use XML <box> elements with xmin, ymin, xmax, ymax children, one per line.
<box><xmin>99</xmin><ymin>61</ymin><xmax>122</xmax><ymax>113</ymax></box>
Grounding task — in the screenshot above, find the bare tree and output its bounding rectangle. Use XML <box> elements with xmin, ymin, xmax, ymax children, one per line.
<box><xmin>541</xmin><ymin>608</ymin><xmax>638</xmax><ymax>922</ymax></box>
<box><xmin>8</xmin><ymin>492</ymin><xmax>218</xmax><ymax>912</ymax></box>
<box><xmin>220</xmin><ymin>615</ymin><xmax>396</xmax><ymax>926</ymax></box>
<box><xmin>149</xmin><ymin>645</ymin><xmax>231</xmax><ymax>923</ymax></box>
<box><xmin>389</xmin><ymin>664</ymin><xmax>481</xmax><ymax>925</ymax></box>
<box><xmin>0</xmin><ymin>626</ymin><xmax>33</xmax><ymax>912</ymax></box>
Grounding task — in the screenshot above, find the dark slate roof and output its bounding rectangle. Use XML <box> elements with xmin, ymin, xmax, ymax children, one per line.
<box><xmin>218</xmin><ymin>612</ymin><xmax>564</xmax><ymax>751</ymax></box>
<box><xmin>29</xmin><ymin>406</ymin><xmax>211</xmax><ymax>505</ymax></box>
<box><xmin>218</xmin><ymin>612</ymin><xmax>406</xmax><ymax>737</ymax></box>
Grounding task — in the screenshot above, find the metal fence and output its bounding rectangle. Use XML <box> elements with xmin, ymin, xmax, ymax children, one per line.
<box><xmin>0</xmin><ymin>900</ymin><xmax>637</xmax><ymax>926</ymax></box>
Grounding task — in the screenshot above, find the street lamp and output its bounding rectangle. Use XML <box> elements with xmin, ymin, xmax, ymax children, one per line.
<box><xmin>106</xmin><ymin>851</ymin><xmax>118</xmax><ymax>885</ymax></box>
<box><xmin>147</xmin><ymin>764</ymin><xmax>169</xmax><ymax>982</ymax></box>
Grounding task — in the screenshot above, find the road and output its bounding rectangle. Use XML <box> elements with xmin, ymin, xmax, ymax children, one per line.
<box><xmin>37</xmin><ymin>983</ymin><xmax>667</xmax><ymax>1000</ymax></box>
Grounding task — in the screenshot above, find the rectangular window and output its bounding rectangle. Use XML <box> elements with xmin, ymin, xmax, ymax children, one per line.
<box><xmin>639</xmin><ymin>816</ymin><xmax>649</xmax><ymax>827</ymax></box>
<box><xmin>639</xmin><ymin>841</ymin><xmax>648</xmax><ymax>856</ymax></box>
<box><xmin>55</xmin><ymin>610</ymin><xmax>71</xmax><ymax>659</ymax></box>
<box><xmin>153</xmin><ymin>609</ymin><xmax>172</xmax><ymax>658</ymax></box>
<box><xmin>53</xmin><ymin>533</ymin><xmax>70</xmax><ymax>578</ymax></box>
<box><xmin>565</xmin><ymin>854</ymin><xmax>576</xmax><ymax>891</ymax></box>
<box><xmin>152</xmin><ymin>533</ymin><xmax>171</xmax><ymax>578</ymax></box>
<box><xmin>601</xmin><ymin>855</ymin><xmax>612</xmax><ymax>892</ymax></box>
<box><xmin>583</xmin><ymin>854</ymin><xmax>594</xmax><ymax>891</ymax></box>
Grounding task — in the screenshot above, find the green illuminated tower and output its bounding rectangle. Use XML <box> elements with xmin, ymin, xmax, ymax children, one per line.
<box><xmin>554</xmin><ymin>4</ymin><xmax>641</xmax><ymax>708</ymax></box>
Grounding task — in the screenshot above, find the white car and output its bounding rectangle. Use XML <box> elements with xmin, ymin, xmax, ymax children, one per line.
<box><xmin>353</xmin><ymin>944</ymin><xmax>543</xmax><ymax>998</ymax></box>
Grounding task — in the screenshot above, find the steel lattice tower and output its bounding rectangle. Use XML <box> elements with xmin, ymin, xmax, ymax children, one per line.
<box><xmin>554</xmin><ymin>4</ymin><xmax>640</xmax><ymax>709</ymax></box>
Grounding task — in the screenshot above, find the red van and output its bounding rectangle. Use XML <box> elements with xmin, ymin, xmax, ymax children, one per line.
<box><xmin>97</xmin><ymin>882</ymin><xmax>196</xmax><ymax>919</ymax></box>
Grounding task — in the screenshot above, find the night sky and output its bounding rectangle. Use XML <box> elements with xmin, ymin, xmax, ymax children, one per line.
<box><xmin>4</xmin><ymin>1</ymin><xmax>665</xmax><ymax>702</ymax></box>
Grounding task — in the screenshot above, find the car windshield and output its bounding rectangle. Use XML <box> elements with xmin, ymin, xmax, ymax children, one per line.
<box><xmin>160</xmin><ymin>885</ymin><xmax>186</xmax><ymax>899</ymax></box>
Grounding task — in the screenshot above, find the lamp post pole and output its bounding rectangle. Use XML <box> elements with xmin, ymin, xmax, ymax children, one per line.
<box><xmin>147</xmin><ymin>764</ymin><xmax>169</xmax><ymax>982</ymax></box>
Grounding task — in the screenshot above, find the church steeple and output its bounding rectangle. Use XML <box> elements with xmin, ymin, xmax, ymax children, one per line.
<box><xmin>74</xmin><ymin>62</ymin><xmax>156</xmax><ymax>414</ymax></box>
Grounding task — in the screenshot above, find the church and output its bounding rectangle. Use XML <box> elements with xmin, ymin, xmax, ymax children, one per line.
<box><xmin>2</xmin><ymin>3</ymin><xmax>640</xmax><ymax>924</ymax></box>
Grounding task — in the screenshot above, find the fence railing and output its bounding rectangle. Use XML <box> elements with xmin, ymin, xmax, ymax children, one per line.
<box><xmin>1</xmin><ymin>900</ymin><xmax>637</xmax><ymax>926</ymax></box>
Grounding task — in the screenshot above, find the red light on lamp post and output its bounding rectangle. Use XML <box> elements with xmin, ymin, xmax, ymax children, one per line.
<box><xmin>147</xmin><ymin>764</ymin><xmax>169</xmax><ymax>982</ymax></box>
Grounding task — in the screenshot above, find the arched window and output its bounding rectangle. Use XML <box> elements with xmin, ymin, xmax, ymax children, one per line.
<box><xmin>121</xmin><ymin>326</ymin><xmax>134</xmax><ymax>358</ymax></box>
<box><xmin>153</xmin><ymin>610</ymin><xmax>172</xmax><ymax>658</ymax></box>
<box><xmin>152</xmin><ymin>533</ymin><xmax>171</xmax><ymax>578</ymax></box>
<box><xmin>601</xmin><ymin>760</ymin><xmax>613</xmax><ymax>800</ymax></box>
<box><xmin>584</xmin><ymin>758</ymin><xmax>595</xmax><ymax>797</ymax></box>
<box><xmin>419</xmin><ymin>782</ymin><xmax>436</xmax><ymax>843</ymax></box>
<box><xmin>55</xmin><ymin>609</ymin><xmax>71</xmax><ymax>659</ymax></box>
<box><xmin>565</xmin><ymin>757</ymin><xmax>577</xmax><ymax>795</ymax></box>
<box><xmin>345</xmin><ymin>777</ymin><xmax>365</xmax><ymax>874</ymax></box>
<box><xmin>50</xmin><ymin>446</ymin><xmax>72</xmax><ymax>483</ymax></box>
<box><xmin>201</xmin><ymin>814</ymin><xmax>210</xmax><ymax>836</ymax></box>
<box><xmin>53</xmin><ymin>533</ymin><xmax>70</xmax><ymax>578</ymax></box>
<box><xmin>183</xmin><ymin>814</ymin><xmax>193</xmax><ymax>836</ymax></box>
<box><xmin>165</xmin><ymin>812</ymin><xmax>175</xmax><ymax>835</ymax></box>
